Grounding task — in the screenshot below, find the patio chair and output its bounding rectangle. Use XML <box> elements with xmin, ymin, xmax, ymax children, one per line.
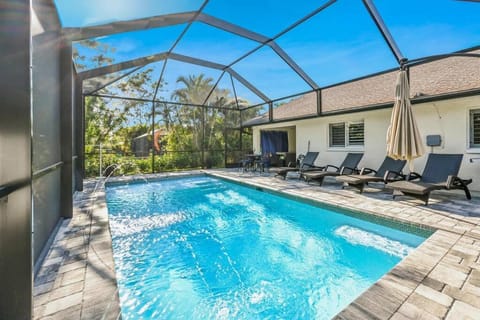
<box><xmin>239</xmin><ymin>151</ymin><xmax>255</xmax><ymax>172</ymax></box>
<box><xmin>387</xmin><ymin>154</ymin><xmax>472</xmax><ymax>205</ymax></box>
<box><xmin>301</xmin><ymin>153</ymin><xmax>364</xmax><ymax>186</ymax></box>
<box><xmin>254</xmin><ymin>153</ymin><xmax>272</xmax><ymax>173</ymax></box>
<box><xmin>336</xmin><ymin>156</ymin><xmax>406</xmax><ymax>193</ymax></box>
<box><xmin>270</xmin><ymin>151</ymin><xmax>320</xmax><ymax>179</ymax></box>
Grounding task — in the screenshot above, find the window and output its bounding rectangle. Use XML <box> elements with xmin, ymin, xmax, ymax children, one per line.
<box><xmin>329</xmin><ymin>121</ymin><xmax>364</xmax><ymax>148</ymax></box>
<box><xmin>329</xmin><ymin>123</ymin><xmax>346</xmax><ymax>147</ymax></box>
<box><xmin>470</xmin><ymin>109</ymin><xmax>480</xmax><ymax>148</ymax></box>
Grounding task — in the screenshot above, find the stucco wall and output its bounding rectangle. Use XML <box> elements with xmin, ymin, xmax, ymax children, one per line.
<box><xmin>253</xmin><ymin>95</ymin><xmax>480</xmax><ymax>191</ymax></box>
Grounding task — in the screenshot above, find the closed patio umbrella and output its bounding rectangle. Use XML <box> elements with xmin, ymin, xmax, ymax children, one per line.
<box><xmin>386</xmin><ymin>70</ymin><xmax>425</xmax><ymax>171</ymax></box>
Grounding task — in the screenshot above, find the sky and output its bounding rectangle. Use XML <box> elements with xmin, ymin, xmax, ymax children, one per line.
<box><xmin>56</xmin><ymin>0</ymin><xmax>480</xmax><ymax>105</ymax></box>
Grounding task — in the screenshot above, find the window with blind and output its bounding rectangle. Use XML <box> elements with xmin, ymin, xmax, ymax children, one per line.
<box><xmin>470</xmin><ymin>109</ymin><xmax>480</xmax><ymax>148</ymax></box>
<box><xmin>329</xmin><ymin>121</ymin><xmax>364</xmax><ymax>148</ymax></box>
<box><xmin>329</xmin><ymin>123</ymin><xmax>345</xmax><ymax>147</ymax></box>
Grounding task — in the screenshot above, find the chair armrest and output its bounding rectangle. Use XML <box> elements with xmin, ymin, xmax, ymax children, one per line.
<box><xmin>287</xmin><ymin>161</ymin><xmax>297</xmax><ymax>168</ymax></box>
<box><xmin>324</xmin><ymin>164</ymin><xmax>339</xmax><ymax>172</ymax></box>
<box><xmin>446</xmin><ymin>175</ymin><xmax>473</xmax><ymax>189</ymax></box>
<box><xmin>360</xmin><ymin>167</ymin><xmax>376</xmax><ymax>175</ymax></box>
<box><xmin>339</xmin><ymin>166</ymin><xmax>359</xmax><ymax>175</ymax></box>
<box><xmin>406</xmin><ymin>172</ymin><xmax>422</xmax><ymax>181</ymax></box>
<box><xmin>383</xmin><ymin>170</ymin><xmax>405</xmax><ymax>182</ymax></box>
<box><xmin>301</xmin><ymin>163</ymin><xmax>325</xmax><ymax>171</ymax></box>
<box><xmin>302</xmin><ymin>163</ymin><xmax>322</xmax><ymax>168</ymax></box>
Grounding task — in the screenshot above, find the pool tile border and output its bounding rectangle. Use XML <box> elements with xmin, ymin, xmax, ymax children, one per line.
<box><xmin>212</xmin><ymin>173</ymin><xmax>435</xmax><ymax>237</ymax></box>
<box><xmin>34</xmin><ymin>170</ymin><xmax>480</xmax><ymax>319</ymax></box>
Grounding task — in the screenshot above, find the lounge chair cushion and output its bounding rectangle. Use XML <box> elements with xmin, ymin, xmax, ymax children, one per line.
<box><xmin>302</xmin><ymin>171</ymin><xmax>339</xmax><ymax>179</ymax></box>
<box><xmin>387</xmin><ymin>180</ymin><xmax>446</xmax><ymax>195</ymax></box>
<box><xmin>302</xmin><ymin>171</ymin><xmax>340</xmax><ymax>184</ymax></box>
<box><xmin>269</xmin><ymin>166</ymin><xmax>298</xmax><ymax>173</ymax></box>
<box><xmin>337</xmin><ymin>174</ymin><xmax>384</xmax><ymax>185</ymax></box>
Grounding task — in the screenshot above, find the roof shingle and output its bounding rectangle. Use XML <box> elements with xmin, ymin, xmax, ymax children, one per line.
<box><xmin>244</xmin><ymin>52</ymin><xmax>480</xmax><ymax>126</ymax></box>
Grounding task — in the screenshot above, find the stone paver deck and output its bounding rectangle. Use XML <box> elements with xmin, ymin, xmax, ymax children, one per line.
<box><xmin>34</xmin><ymin>169</ymin><xmax>480</xmax><ymax>319</ymax></box>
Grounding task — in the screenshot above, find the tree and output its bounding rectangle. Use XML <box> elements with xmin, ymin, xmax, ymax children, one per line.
<box><xmin>84</xmin><ymin>68</ymin><xmax>157</xmax><ymax>151</ymax></box>
<box><xmin>161</xmin><ymin>74</ymin><xmax>256</xmax><ymax>168</ymax></box>
<box><xmin>79</xmin><ymin>38</ymin><xmax>258</xmax><ymax>174</ymax></box>
<box><xmin>73</xmin><ymin>39</ymin><xmax>116</xmax><ymax>71</ymax></box>
<box><xmin>169</xmin><ymin>74</ymin><xmax>215</xmax><ymax>151</ymax></box>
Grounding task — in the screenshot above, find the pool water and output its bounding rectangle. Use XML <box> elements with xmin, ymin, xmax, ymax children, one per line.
<box><xmin>106</xmin><ymin>176</ymin><xmax>428</xmax><ymax>319</ymax></box>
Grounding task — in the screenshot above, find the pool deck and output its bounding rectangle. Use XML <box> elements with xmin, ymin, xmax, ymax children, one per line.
<box><xmin>34</xmin><ymin>169</ymin><xmax>480</xmax><ymax>319</ymax></box>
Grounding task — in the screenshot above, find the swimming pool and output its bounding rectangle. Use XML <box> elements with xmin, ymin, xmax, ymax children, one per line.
<box><xmin>106</xmin><ymin>176</ymin><xmax>429</xmax><ymax>319</ymax></box>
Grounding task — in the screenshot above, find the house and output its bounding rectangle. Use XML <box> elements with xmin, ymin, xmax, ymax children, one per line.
<box><xmin>245</xmin><ymin>51</ymin><xmax>480</xmax><ymax>191</ymax></box>
<box><xmin>131</xmin><ymin>129</ymin><xmax>166</xmax><ymax>157</ymax></box>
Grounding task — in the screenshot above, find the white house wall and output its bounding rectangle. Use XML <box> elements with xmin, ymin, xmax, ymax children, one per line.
<box><xmin>253</xmin><ymin>95</ymin><xmax>480</xmax><ymax>191</ymax></box>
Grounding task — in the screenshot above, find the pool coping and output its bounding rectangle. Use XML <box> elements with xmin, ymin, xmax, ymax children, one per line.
<box><xmin>34</xmin><ymin>170</ymin><xmax>480</xmax><ymax>319</ymax></box>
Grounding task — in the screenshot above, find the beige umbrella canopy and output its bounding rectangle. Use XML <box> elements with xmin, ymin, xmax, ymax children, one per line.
<box><xmin>386</xmin><ymin>70</ymin><xmax>425</xmax><ymax>171</ymax></box>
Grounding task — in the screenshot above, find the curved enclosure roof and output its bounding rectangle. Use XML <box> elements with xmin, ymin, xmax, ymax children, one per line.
<box><xmin>55</xmin><ymin>0</ymin><xmax>480</xmax><ymax>108</ymax></box>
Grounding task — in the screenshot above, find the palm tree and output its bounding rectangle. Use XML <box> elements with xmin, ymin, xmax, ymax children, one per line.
<box><xmin>167</xmin><ymin>73</ymin><xmax>252</xmax><ymax>168</ymax></box>
<box><xmin>171</xmin><ymin>74</ymin><xmax>216</xmax><ymax>151</ymax></box>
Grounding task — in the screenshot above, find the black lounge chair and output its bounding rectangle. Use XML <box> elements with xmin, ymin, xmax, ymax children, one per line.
<box><xmin>270</xmin><ymin>152</ymin><xmax>320</xmax><ymax>179</ymax></box>
<box><xmin>301</xmin><ymin>153</ymin><xmax>364</xmax><ymax>186</ymax></box>
<box><xmin>387</xmin><ymin>154</ymin><xmax>472</xmax><ymax>205</ymax></box>
<box><xmin>336</xmin><ymin>156</ymin><xmax>406</xmax><ymax>193</ymax></box>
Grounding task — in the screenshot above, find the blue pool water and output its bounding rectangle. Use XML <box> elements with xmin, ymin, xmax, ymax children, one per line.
<box><xmin>106</xmin><ymin>176</ymin><xmax>429</xmax><ymax>319</ymax></box>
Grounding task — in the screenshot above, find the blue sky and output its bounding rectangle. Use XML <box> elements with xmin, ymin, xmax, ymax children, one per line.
<box><xmin>57</xmin><ymin>0</ymin><xmax>480</xmax><ymax>104</ymax></box>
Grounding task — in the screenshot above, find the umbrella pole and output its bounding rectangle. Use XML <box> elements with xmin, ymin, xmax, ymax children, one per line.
<box><xmin>408</xmin><ymin>159</ymin><xmax>415</xmax><ymax>173</ymax></box>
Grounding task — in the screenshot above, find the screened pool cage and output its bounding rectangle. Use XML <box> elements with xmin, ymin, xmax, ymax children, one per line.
<box><xmin>70</xmin><ymin>0</ymin><xmax>480</xmax><ymax>177</ymax></box>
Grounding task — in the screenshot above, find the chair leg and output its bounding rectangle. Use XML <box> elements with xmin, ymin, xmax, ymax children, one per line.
<box><xmin>451</xmin><ymin>178</ymin><xmax>473</xmax><ymax>200</ymax></box>
<box><xmin>401</xmin><ymin>191</ymin><xmax>430</xmax><ymax>205</ymax></box>
<box><xmin>423</xmin><ymin>193</ymin><xmax>430</xmax><ymax>206</ymax></box>
<box><xmin>392</xmin><ymin>189</ymin><xmax>403</xmax><ymax>200</ymax></box>
<box><xmin>316</xmin><ymin>177</ymin><xmax>325</xmax><ymax>186</ymax></box>
<box><xmin>358</xmin><ymin>183</ymin><xmax>365</xmax><ymax>193</ymax></box>
<box><xmin>463</xmin><ymin>186</ymin><xmax>472</xmax><ymax>200</ymax></box>
<box><xmin>346</xmin><ymin>182</ymin><xmax>364</xmax><ymax>193</ymax></box>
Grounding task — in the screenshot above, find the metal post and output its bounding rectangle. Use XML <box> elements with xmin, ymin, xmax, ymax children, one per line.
<box><xmin>151</xmin><ymin>102</ymin><xmax>155</xmax><ymax>173</ymax></box>
<box><xmin>81</xmin><ymin>95</ymin><xmax>86</xmax><ymax>181</ymax></box>
<box><xmin>316</xmin><ymin>89</ymin><xmax>322</xmax><ymax>116</ymax></box>
<box><xmin>201</xmin><ymin>106</ymin><xmax>206</xmax><ymax>168</ymax></box>
<box><xmin>361</xmin><ymin>0</ymin><xmax>406</xmax><ymax>65</ymax></box>
<box><xmin>59</xmin><ymin>36</ymin><xmax>73</xmax><ymax>218</ymax></box>
<box><xmin>268</xmin><ymin>102</ymin><xmax>273</xmax><ymax>122</ymax></box>
<box><xmin>99</xmin><ymin>143</ymin><xmax>102</xmax><ymax>177</ymax></box>
<box><xmin>74</xmin><ymin>77</ymin><xmax>84</xmax><ymax>191</ymax></box>
<box><xmin>224</xmin><ymin>110</ymin><xmax>228</xmax><ymax>168</ymax></box>
<box><xmin>151</xmin><ymin>59</ymin><xmax>167</xmax><ymax>174</ymax></box>
<box><xmin>239</xmin><ymin>109</ymin><xmax>243</xmax><ymax>155</ymax></box>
